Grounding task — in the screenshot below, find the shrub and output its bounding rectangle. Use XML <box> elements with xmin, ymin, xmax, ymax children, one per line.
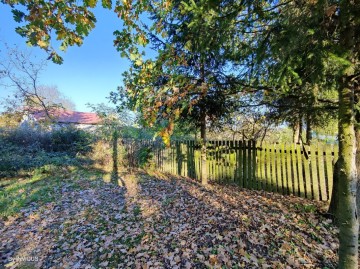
<box><xmin>1</xmin><ymin>124</ymin><xmax>51</xmax><ymax>149</ymax></box>
<box><xmin>90</xmin><ymin>140</ymin><xmax>113</xmax><ymax>172</ymax></box>
<box><xmin>1</xmin><ymin>125</ymin><xmax>93</xmax><ymax>154</ymax></box>
<box><xmin>122</xmin><ymin>140</ymin><xmax>158</xmax><ymax>169</ymax></box>
<box><xmin>137</xmin><ymin>146</ymin><xmax>155</xmax><ymax>169</ymax></box>
<box><xmin>48</xmin><ymin>126</ymin><xmax>93</xmax><ymax>154</ymax></box>
<box><xmin>0</xmin><ymin>126</ymin><xmax>94</xmax><ymax>177</ymax></box>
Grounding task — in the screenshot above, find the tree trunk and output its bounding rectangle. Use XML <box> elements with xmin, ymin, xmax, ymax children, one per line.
<box><xmin>336</xmin><ymin>1</ymin><xmax>359</xmax><ymax>266</ymax></box>
<box><xmin>354</xmin><ymin>90</ymin><xmax>360</xmax><ymax>225</ymax></box>
<box><xmin>293</xmin><ymin>122</ymin><xmax>299</xmax><ymax>143</ymax></box>
<box><xmin>328</xmin><ymin>158</ymin><xmax>340</xmax><ymax>222</ymax></box>
<box><xmin>337</xmin><ymin>78</ymin><xmax>358</xmax><ymax>269</ymax></box>
<box><xmin>292</xmin><ymin>118</ymin><xmax>301</xmax><ymax>144</ymax></box>
<box><xmin>198</xmin><ymin>58</ymin><xmax>208</xmax><ymax>185</ymax></box>
<box><xmin>298</xmin><ymin>116</ymin><xmax>303</xmax><ymax>144</ymax></box>
<box><xmin>306</xmin><ymin>113</ymin><xmax>312</xmax><ymax>145</ymax></box>
<box><xmin>355</xmin><ymin>126</ymin><xmax>360</xmax><ymax>225</ymax></box>
<box><xmin>111</xmin><ymin>130</ymin><xmax>119</xmax><ymax>183</ymax></box>
<box><xmin>200</xmin><ymin>109</ymin><xmax>208</xmax><ymax>185</ymax></box>
<box><xmin>260</xmin><ymin>128</ymin><xmax>267</xmax><ymax>147</ymax></box>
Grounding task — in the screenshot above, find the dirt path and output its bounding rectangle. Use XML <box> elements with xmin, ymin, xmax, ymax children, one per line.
<box><xmin>1</xmin><ymin>170</ymin><xmax>338</xmax><ymax>268</ymax></box>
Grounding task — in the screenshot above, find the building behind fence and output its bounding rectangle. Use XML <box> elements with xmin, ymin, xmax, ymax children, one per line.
<box><xmin>123</xmin><ymin>140</ymin><xmax>338</xmax><ymax>201</ymax></box>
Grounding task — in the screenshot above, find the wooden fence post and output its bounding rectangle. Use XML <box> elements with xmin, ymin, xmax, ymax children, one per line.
<box><xmin>297</xmin><ymin>144</ymin><xmax>305</xmax><ymax>198</ymax></box>
<box><xmin>310</xmin><ymin>143</ymin><xmax>320</xmax><ymax>201</ymax></box>
<box><xmin>318</xmin><ymin>144</ymin><xmax>327</xmax><ymax>201</ymax></box>
<box><xmin>266</xmin><ymin>143</ymin><xmax>272</xmax><ymax>192</ymax></box>
<box><xmin>303</xmin><ymin>145</ymin><xmax>312</xmax><ymax>199</ymax></box>
<box><xmin>239</xmin><ymin>140</ymin><xmax>244</xmax><ymax>187</ymax></box>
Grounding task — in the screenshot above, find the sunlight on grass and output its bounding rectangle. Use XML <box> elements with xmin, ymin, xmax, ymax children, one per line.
<box><xmin>0</xmin><ymin>164</ymin><xmax>114</xmax><ymax>219</ymax></box>
<box><xmin>102</xmin><ymin>173</ymin><xmax>112</xmax><ymax>183</ymax></box>
<box><xmin>0</xmin><ymin>170</ymin><xmax>63</xmax><ymax>218</ymax></box>
<box><xmin>0</xmin><ymin>165</ymin><xmax>97</xmax><ymax>218</ymax></box>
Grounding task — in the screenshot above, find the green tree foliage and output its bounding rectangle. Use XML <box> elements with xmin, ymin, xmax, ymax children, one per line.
<box><xmin>251</xmin><ymin>1</ymin><xmax>339</xmax><ymax>145</ymax></box>
<box><xmin>264</xmin><ymin>84</ymin><xmax>338</xmax><ymax>144</ymax></box>
<box><xmin>111</xmin><ymin>0</ymin><xmax>260</xmax><ymax>184</ymax></box>
<box><xmin>111</xmin><ymin>0</ymin><xmax>248</xmax><ymax>146</ymax></box>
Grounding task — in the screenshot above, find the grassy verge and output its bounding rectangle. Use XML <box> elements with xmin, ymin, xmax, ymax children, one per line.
<box><xmin>0</xmin><ymin>165</ymin><xmax>103</xmax><ymax>219</ymax></box>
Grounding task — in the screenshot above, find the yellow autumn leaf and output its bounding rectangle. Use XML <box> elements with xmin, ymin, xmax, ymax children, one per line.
<box><xmin>37</xmin><ymin>40</ymin><xmax>48</xmax><ymax>48</ymax></box>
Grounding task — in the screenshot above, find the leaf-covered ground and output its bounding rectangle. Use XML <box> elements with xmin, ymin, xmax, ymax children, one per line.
<box><xmin>1</xmin><ymin>168</ymin><xmax>339</xmax><ymax>268</ymax></box>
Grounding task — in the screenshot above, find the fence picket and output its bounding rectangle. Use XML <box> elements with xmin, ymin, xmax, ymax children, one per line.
<box><xmin>239</xmin><ymin>141</ymin><xmax>244</xmax><ymax>187</ymax></box>
<box><xmin>285</xmin><ymin>144</ymin><xmax>293</xmax><ymax>195</ymax></box>
<box><xmin>276</xmin><ymin>144</ymin><xmax>282</xmax><ymax>193</ymax></box>
<box><xmin>303</xmin><ymin>145</ymin><xmax>312</xmax><ymax>199</ymax></box>
<box><xmin>260</xmin><ymin>143</ymin><xmax>266</xmax><ymax>190</ymax></box>
<box><xmin>235</xmin><ymin>140</ymin><xmax>239</xmax><ymax>185</ymax></box>
<box><xmin>281</xmin><ymin>143</ymin><xmax>287</xmax><ymax>195</ymax></box>
<box><xmin>256</xmin><ymin>144</ymin><xmax>261</xmax><ymax>190</ymax></box>
<box><xmin>266</xmin><ymin>144</ymin><xmax>272</xmax><ymax>192</ymax></box>
<box><xmin>247</xmin><ymin>140</ymin><xmax>252</xmax><ymax>189</ymax></box>
<box><xmin>215</xmin><ymin>140</ymin><xmax>219</xmax><ymax>182</ymax></box>
<box><xmin>226</xmin><ymin>140</ymin><xmax>230</xmax><ymax>183</ymax></box>
<box><xmin>326</xmin><ymin>145</ymin><xmax>334</xmax><ymax>201</ymax></box>
<box><xmin>270</xmin><ymin>144</ymin><xmax>276</xmax><ymax>192</ymax></box>
<box><xmin>242</xmin><ymin>141</ymin><xmax>246</xmax><ymax>188</ymax></box>
<box><xmin>229</xmin><ymin>141</ymin><xmax>235</xmax><ymax>182</ymax></box>
<box><xmin>318</xmin><ymin>144</ymin><xmax>327</xmax><ymax>201</ymax></box>
<box><xmin>310</xmin><ymin>144</ymin><xmax>320</xmax><ymax>201</ymax></box>
<box><xmin>297</xmin><ymin>144</ymin><xmax>305</xmax><ymax>198</ymax></box>
<box><xmin>291</xmin><ymin>144</ymin><xmax>299</xmax><ymax>196</ymax></box>
<box><xmin>251</xmin><ymin>141</ymin><xmax>256</xmax><ymax>189</ymax></box>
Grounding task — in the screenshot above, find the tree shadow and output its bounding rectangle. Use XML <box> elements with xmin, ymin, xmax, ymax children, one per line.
<box><xmin>111</xmin><ymin>133</ymin><xmax>127</xmax><ymax>189</ymax></box>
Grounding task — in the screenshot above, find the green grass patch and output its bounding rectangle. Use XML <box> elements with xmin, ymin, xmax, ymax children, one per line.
<box><xmin>0</xmin><ymin>165</ymin><xmax>99</xmax><ymax>218</ymax></box>
<box><xmin>133</xmin><ymin>205</ymin><xmax>142</xmax><ymax>217</ymax></box>
<box><xmin>292</xmin><ymin>203</ymin><xmax>317</xmax><ymax>213</ymax></box>
<box><xmin>162</xmin><ymin>195</ymin><xmax>177</xmax><ymax>206</ymax></box>
<box><xmin>0</xmin><ymin>170</ymin><xmax>61</xmax><ymax>218</ymax></box>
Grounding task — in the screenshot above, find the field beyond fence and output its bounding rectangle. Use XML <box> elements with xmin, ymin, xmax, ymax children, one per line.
<box><xmin>122</xmin><ymin>140</ymin><xmax>338</xmax><ymax>201</ymax></box>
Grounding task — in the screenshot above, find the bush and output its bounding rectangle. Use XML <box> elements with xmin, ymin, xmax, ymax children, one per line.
<box><xmin>90</xmin><ymin>140</ymin><xmax>113</xmax><ymax>172</ymax></box>
<box><xmin>0</xmin><ymin>144</ymin><xmax>84</xmax><ymax>177</ymax></box>
<box><xmin>122</xmin><ymin>140</ymin><xmax>158</xmax><ymax>169</ymax></box>
<box><xmin>1</xmin><ymin>124</ymin><xmax>51</xmax><ymax>149</ymax></box>
<box><xmin>48</xmin><ymin>126</ymin><xmax>93</xmax><ymax>154</ymax></box>
<box><xmin>0</xmin><ymin>126</ymin><xmax>94</xmax><ymax>177</ymax></box>
<box><xmin>137</xmin><ymin>146</ymin><xmax>155</xmax><ymax>169</ymax></box>
<box><xmin>1</xmin><ymin>125</ymin><xmax>93</xmax><ymax>155</ymax></box>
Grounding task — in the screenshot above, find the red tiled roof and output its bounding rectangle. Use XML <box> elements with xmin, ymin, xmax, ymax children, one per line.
<box><xmin>32</xmin><ymin>109</ymin><xmax>102</xmax><ymax>125</ymax></box>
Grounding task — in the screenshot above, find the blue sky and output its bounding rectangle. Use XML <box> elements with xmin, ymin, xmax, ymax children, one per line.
<box><xmin>0</xmin><ymin>4</ymin><xmax>132</xmax><ymax>112</ymax></box>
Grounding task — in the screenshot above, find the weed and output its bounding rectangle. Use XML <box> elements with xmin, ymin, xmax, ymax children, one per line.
<box><xmin>293</xmin><ymin>203</ymin><xmax>317</xmax><ymax>213</ymax></box>
<box><xmin>133</xmin><ymin>205</ymin><xmax>141</xmax><ymax>217</ymax></box>
<box><xmin>162</xmin><ymin>195</ymin><xmax>176</xmax><ymax>206</ymax></box>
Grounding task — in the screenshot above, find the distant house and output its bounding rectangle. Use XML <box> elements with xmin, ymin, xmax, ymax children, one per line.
<box><xmin>22</xmin><ymin>109</ymin><xmax>102</xmax><ymax>131</ymax></box>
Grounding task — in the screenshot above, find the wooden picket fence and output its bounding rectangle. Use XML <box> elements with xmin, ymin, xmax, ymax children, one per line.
<box><xmin>123</xmin><ymin>140</ymin><xmax>338</xmax><ymax>201</ymax></box>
